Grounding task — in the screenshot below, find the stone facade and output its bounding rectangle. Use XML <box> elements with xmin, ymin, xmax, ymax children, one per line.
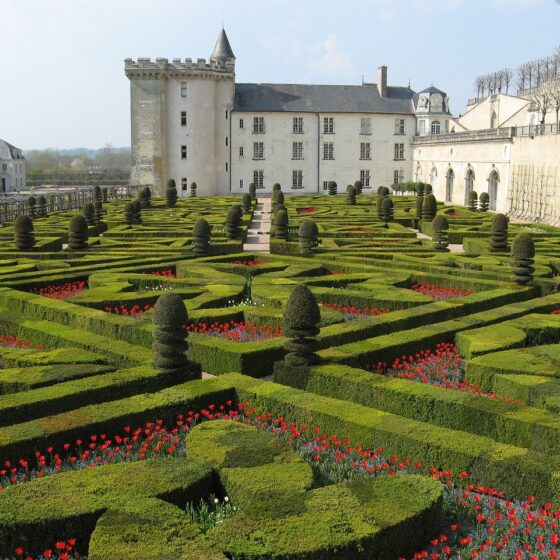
<box><xmin>0</xmin><ymin>140</ymin><xmax>26</xmax><ymax>193</ymax></box>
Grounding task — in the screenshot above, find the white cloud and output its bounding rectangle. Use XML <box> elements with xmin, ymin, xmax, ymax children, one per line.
<box><xmin>492</xmin><ymin>0</ymin><xmax>544</xmax><ymax>6</ymax></box>
<box><xmin>307</xmin><ymin>34</ymin><xmax>356</xmax><ymax>77</ymax></box>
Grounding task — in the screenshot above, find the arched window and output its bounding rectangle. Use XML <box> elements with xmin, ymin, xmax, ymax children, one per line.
<box><xmin>464</xmin><ymin>168</ymin><xmax>475</xmax><ymax>205</ymax></box>
<box><xmin>491</xmin><ymin>111</ymin><xmax>498</xmax><ymax>129</ymax></box>
<box><xmin>431</xmin><ymin>121</ymin><xmax>441</xmax><ymax>135</ymax></box>
<box><xmin>446</xmin><ymin>169</ymin><xmax>454</xmax><ymax>203</ymax></box>
<box><xmin>488</xmin><ymin>170</ymin><xmax>499</xmax><ymax>211</ymax></box>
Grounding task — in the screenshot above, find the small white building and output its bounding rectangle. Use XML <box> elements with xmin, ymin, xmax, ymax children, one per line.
<box><xmin>0</xmin><ymin>140</ymin><xmax>26</xmax><ymax>193</ymax></box>
<box><xmin>125</xmin><ymin>28</ymin><xmax>451</xmax><ymax>196</ymax></box>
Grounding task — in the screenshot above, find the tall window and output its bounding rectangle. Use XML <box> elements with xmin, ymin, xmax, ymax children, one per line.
<box><xmin>419</xmin><ymin>120</ymin><xmax>426</xmax><ymax>135</ymax></box>
<box><xmin>394</xmin><ymin>118</ymin><xmax>405</xmax><ymax>135</ymax></box>
<box><xmin>292</xmin><ymin>170</ymin><xmax>303</xmax><ymax>189</ymax></box>
<box><xmin>180</xmin><ymin>111</ymin><xmax>187</xmax><ymax>126</ymax></box>
<box><xmin>292</xmin><ymin>142</ymin><xmax>304</xmax><ymax>160</ymax></box>
<box><xmin>239</xmin><ymin>147</ymin><xmax>244</xmax><ymax>158</ymax></box>
<box><xmin>240</xmin><ymin>179</ymin><xmax>244</xmax><ymax>189</ymax></box>
<box><xmin>360</xmin><ymin>118</ymin><xmax>372</xmax><ymax>135</ymax></box>
<box><xmin>253</xmin><ymin>142</ymin><xmax>264</xmax><ymax>160</ymax></box>
<box><xmin>323</xmin><ymin>181</ymin><xmax>329</xmax><ymax>191</ymax></box>
<box><xmin>293</xmin><ymin>117</ymin><xmax>304</xmax><ymax>133</ymax></box>
<box><xmin>323</xmin><ymin>142</ymin><xmax>334</xmax><ymax>160</ymax></box>
<box><xmin>181</xmin><ymin>145</ymin><xmax>187</xmax><ymax>159</ymax></box>
<box><xmin>323</xmin><ymin>117</ymin><xmax>334</xmax><ymax>134</ymax></box>
<box><xmin>360</xmin><ymin>170</ymin><xmax>370</xmax><ymax>187</ymax></box>
<box><xmin>253</xmin><ymin>117</ymin><xmax>265</xmax><ymax>134</ymax></box>
<box><xmin>180</xmin><ymin>82</ymin><xmax>187</xmax><ymax>97</ymax></box>
<box><xmin>253</xmin><ymin>170</ymin><xmax>264</xmax><ymax>189</ymax></box>
<box><xmin>239</xmin><ymin>118</ymin><xmax>244</xmax><ymax>129</ymax></box>
<box><xmin>431</xmin><ymin>121</ymin><xmax>441</xmax><ymax>135</ymax></box>
<box><xmin>393</xmin><ymin>169</ymin><xmax>404</xmax><ymax>184</ymax></box>
<box><xmin>394</xmin><ymin>143</ymin><xmax>404</xmax><ymax>160</ymax></box>
<box><xmin>181</xmin><ymin>178</ymin><xmax>188</xmax><ymax>191</ymax></box>
<box><xmin>360</xmin><ymin>142</ymin><xmax>371</xmax><ymax>160</ymax></box>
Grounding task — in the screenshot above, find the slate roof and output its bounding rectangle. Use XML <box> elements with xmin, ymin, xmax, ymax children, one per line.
<box><xmin>210</xmin><ymin>28</ymin><xmax>235</xmax><ymax>61</ymax></box>
<box><xmin>418</xmin><ymin>86</ymin><xmax>447</xmax><ymax>95</ymax></box>
<box><xmin>0</xmin><ymin>140</ymin><xmax>24</xmax><ymax>160</ymax></box>
<box><xmin>233</xmin><ymin>83</ymin><xmax>416</xmax><ymax>114</ymax></box>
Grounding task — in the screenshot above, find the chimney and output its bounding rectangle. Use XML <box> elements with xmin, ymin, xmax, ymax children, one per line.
<box><xmin>377</xmin><ymin>66</ymin><xmax>387</xmax><ymax>97</ymax></box>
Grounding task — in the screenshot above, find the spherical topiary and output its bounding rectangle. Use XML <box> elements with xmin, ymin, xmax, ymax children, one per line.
<box><xmin>27</xmin><ymin>196</ymin><xmax>36</xmax><ymax>219</ymax></box>
<box><xmin>422</xmin><ymin>194</ymin><xmax>437</xmax><ymax>221</ymax></box>
<box><xmin>225</xmin><ymin>205</ymin><xmax>242</xmax><ymax>239</ymax></box>
<box><xmin>511</xmin><ymin>233</ymin><xmax>535</xmax><ymax>285</ymax></box>
<box><xmin>192</xmin><ymin>218</ymin><xmax>211</xmax><ymax>256</ymax></box>
<box><xmin>327</xmin><ymin>181</ymin><xmax>337</xmax><ymax>196</ymax></box>
<box><xmin>274</xmin><ymin>209</ymin><xmax>289</xmax><ymax>240</ymax></box>
<box><xmin>432</xmin><ymin>215</ymin><xmax>449</xmax><ymax>251</ymax></box>
<box><xmin>272</xmin><ymin>183</ymin><xmax>282</xmax><ymax>193</ymax></box>
<box><xmin>94</xmin><ymin>201</ymin><xmax>104</xmax><ymax>226</ymax></box>
<box><xmin>298</xmin><ymin>219</ymin><xmax>319</xmax><ymax>256</ymax></box>
<box><xmin>479</xmin><ymin>192</ymin><xmax>490</xmax><ymax>212</ymax></box>
<box><xmin>14</xmin><ymin>215</ymin><xmax>35</xmax><ymax>250</ymax></box>
<box><xmin>37</xmin><ymin>195</ymin><xmax>47</xmax><ymax>218</ymax></box>
<box><xmin>152</xmin><ymin>292</ymin><xmax>200</xmax><ymax>379</ymax></box>
<box><xmin>83</xmin><ymin>202</ymin><xmax>96</xmax><ymax>226</ymax></box>
<box><xmin>490</xmin><ymin>213</ymin><xmax>508</xmax><ymax>251</ymax></box>
<box><xmin>94</xmin><ymin>185</ymin><xmax>102</xmax><ymax>202</ymax></box>
<box><xmin>124</xmin><ymin>202</ymin><xmax>135</xmax><ymax>225</ymax></box>
<box><xmin>468</xmin><ymin>190</ymin><xmax>478</xmax><ymax>212</ymax></box>
<box><xmin>249</xmin><ymin>183</ymin><xmax>256</xmax><ymax>200</ymax></box>
<box><xmin>68</xmin><ymin>215</ymin><xmax>88</xmax><ymax>250</ymax></box>
<box><xmin>242</xmin><ymin>193</ymin><xmax>252</xmax><ymax>212</ymax></box>
<box><xmin>133</xmin><ymin>200</ymin><xmax>142</xmax><ymax>224</ymax></box>
<box><xmin>424</xmin><ymin>183</ymin><xmax>433</xmax><ymax>194</ymax></box>
<box><xmin>354</xmin><ymin>180</ymin><xmax>363</xmax><ymax>195</ymax></box>
<box><xmin>166</xmin><ymin>179</ymin><xmax>178</xmax><ymax>208</ymax></box>
<box><xmin>346</xmin><ymin>186</ymin><xmax>356</xmax><ymax>205</ymax></box>
<box><xmin>190</xmin><ymin>182</ymin><xmax>197</xmax><ymax>198</ymax></box>
<box><xmin>381</xmin><ymin>197</ymin><xmax>394</xmax><ymax>225</ymax></box>
<box><xmin>282</xmin><ymin>284</ymin><xmax>321</xmax><ymax>367</ymax></box>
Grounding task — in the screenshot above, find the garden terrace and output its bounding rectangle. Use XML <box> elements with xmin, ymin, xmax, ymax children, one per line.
<box><xmin>1</xmin><ymin>193</ymin><xmax>560</xmax><ymax>559</ymax></box>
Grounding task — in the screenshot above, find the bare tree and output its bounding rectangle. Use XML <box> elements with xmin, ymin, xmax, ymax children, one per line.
<box><xmin>547</xmin><ymin>80</ymin><xmax>560</xmax><ymax>124</ymax></box>
<box><xmin>527</xmin><ymin>61</ymin><xmax>535</xmax><ymax>90</ymax></box>
<box><xmin>474</xmin><ymin>76</ymin><xmax>484</xmax><ymax>99</ymax></box>
<box><xmin>503</xmin><ymin>67</ymin><xmax>514</xmax><ymax>94</ymax></box>
<box><xmin>531</xmin><ymin>83</ymin><xmax>553</xmax><ymax>125</ymax></box>
<box><xmin>516</xmin><ymin>63</ymin><xmax>529</xmax><ymax>92</ymax></box>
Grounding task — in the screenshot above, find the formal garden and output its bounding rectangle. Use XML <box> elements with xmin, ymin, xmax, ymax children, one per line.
<box><xmin>1</xmin><ymin>181</ymin><xmax>560</xmax><ymax>559</ymax></box>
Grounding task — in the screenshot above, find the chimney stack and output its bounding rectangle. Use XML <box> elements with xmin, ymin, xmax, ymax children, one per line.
<box><xmin>377</xmin><ymin>66</ymin><xmax>387</xmax><ymax>97</ymax></box>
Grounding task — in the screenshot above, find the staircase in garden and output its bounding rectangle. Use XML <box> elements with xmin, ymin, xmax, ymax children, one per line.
<box><xmin>243</xmin><ymin>197</ymin><xmax>271</xmax><ymax>254</ymax></box>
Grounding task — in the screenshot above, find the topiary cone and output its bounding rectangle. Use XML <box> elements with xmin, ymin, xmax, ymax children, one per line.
<box><xmin>68</xmin><ymin>215</ymin><xmax>89</xmax><ymax>250</ymax></box>
<box><xmin>274</xmin><ymin>209</ymin><xmax>289</xmax><ymax>240</ymax></box>
<box><xmin>124</xmin><ymin>202</ymin><xmax>135</xmax><ymax>225</ymax></box>
<box><xmin>37</xmin><ymin>195</ymin><xmax>47</xmax><ymax>218</ymax></box>
<box><xmin>327</xmin><ymin>181</ymin><xmax>337</xmax><ymax>196</ymax></box>
<box><xmin>192</xmin><ymin>218</ymin><xmax>211</xmax><ymax>256</ymax></box>
<box><xmin>468</xmin><ymin>191</ymin><xmax>478</xmax><ymax>212</ymax></box>
<box><xmin>490</xmin><ymin>213</ymin><xmax>508</xmax><ymax>251</ymax></box>
<box><xmin>381</xmin><ymin>197</ymin><xmax>394</xmax><ymax>226</ymax></box>
<box><xmin>27</xmin><ymin>196</ymin><xmax>36</xmax><ymax>218</ymax></box>
<box><xmin>422</xmin><ymin>194</ymin><xmax>437</xmax><ymax>221</ymax></box>
<box><xmin>225</xmin><ymin>205</ymin><xmax>242</xmax><ymax>240</ymax></box>
<box><xmin>166</xmin><ymin>179</ymin><xmax>178</xmax><ymax>208</ymax></box>
<box><xmin>83</xmin><ymin>202</ymin><xmax>96</xmax><ymax>226</ymax></box>
<box><xmin>14</xmin><ymin>215</ymin><xmax>35</xmax><ymax>250</ymax></box>
<box><xmin>298</xmin><ymin>219</ymin><xmax>319</xmax><ymax>256</ymax></box>
<box><xmin>133</xmin><ymin>200</ymin><xmax>142</xmax><ymax>224</ymax></box>
<box><xmin>249</xmin><ymin>183</ymin><xmax>256</xmax><ymax>200</ymax></box>
<box><xmin>431</xmin><ymin>215</ymin><xmax>449</xmax><ymax>251</ymax></box>
<box><xmin>511</xmin><ymin>232</ymin><xmax>535</xmax><ymax>285</ymax></box>
<box><xmin>346</xmin><ymin>186</ymin><xmax>356</xmax><ymax>205</ymax></box>
<box><xmin>354</xmin><ymin>180</ymin><xmax>363</xmax><ymax>195</ymax></box>
<box><xmin>479</xmin><ymin>192</ymin><xmax>489</xmax><ymax>212</ymax></box>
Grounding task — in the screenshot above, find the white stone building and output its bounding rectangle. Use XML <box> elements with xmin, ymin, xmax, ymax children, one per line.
<box><xmin>125</xmin><ymin>28</ymin><xmax>452</xmax><ymax>196</ymax></box>
<box><xmin>0</xmin><ymin>140</ymin><xmax>26</xmax><ymax>193</ymax></box>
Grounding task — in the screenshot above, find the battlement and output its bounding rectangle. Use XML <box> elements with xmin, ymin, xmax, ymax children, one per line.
<box><xmin>124</xmin><ymin>57</ymin><xmax>234</xmax><ymax>79</ymax></box>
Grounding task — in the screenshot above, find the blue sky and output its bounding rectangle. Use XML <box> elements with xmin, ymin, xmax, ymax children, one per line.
<box><xmin>2</xmin><ymin>0</ymin><xmax>558</xmax><ymax>149</ymax></box>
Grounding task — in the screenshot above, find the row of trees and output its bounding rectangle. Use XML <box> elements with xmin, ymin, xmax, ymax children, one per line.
<box><xmin>473</xmin><ymin>46</ymin><xmax>560</xmax><ymax>98</ymax></box>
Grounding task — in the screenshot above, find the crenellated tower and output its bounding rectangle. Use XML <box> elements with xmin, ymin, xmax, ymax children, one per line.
<box><xmin>125</xmin><ymin>28</ymin><xmax>236</xmax><ymax>195</ymax></box>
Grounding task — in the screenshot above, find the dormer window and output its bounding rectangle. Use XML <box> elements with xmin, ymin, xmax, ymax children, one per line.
<box><xmin>431</xmin><ymin>121</ymin><xmax>441</xmax><ymax>135</ymax></box>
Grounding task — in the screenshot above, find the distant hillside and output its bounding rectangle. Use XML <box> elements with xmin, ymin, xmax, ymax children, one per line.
<box><xmin>23</xmin><ymin>147</ymin><xmax>131</xmax><ymax>158</ymax></box>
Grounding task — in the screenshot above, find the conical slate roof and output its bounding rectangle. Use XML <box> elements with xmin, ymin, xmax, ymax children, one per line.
<box><xmin>210</xmin><ymin>28</ymin><xmax>235</xmax><ymax>61</ymax></box>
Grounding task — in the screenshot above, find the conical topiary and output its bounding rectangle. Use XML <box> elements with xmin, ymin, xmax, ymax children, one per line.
<box><xmin>83</xmin><ymin>202</ymin><xmax>96</xmax><ymax>226</ymax></box>
<box><xmin>274</xmin><ymin>209</ymin><xmax>289</xmax><ymax>240</ymax></box>
<box><xmin>422</xmin><ymin>194</ymin><xmax>437</xmax><ymax>221</ymax></box>
<box><xmin>272</xmin><ymin>190</ymin><xmax>284</xmax><ymax>213</ymax></box>
<box><xmin>381</xmin><ymin>197</ymin><xmax>394</xmax><ymax>226</ymax></box>
<box><xmin>249</xmin><ymin>183</ymin><xmax>256</xmax><ymax>200</ymax></box>
<box><xmin>346</xmin><ymin>186</ymin><xmax>356</xmax><ymax>205</ymax></box>
<box><xmin>166</xmin><ymin>179</ymin><xmax>178</xmax><ymax>208</ymax></box>
<box><xmin>152</xmin><ymin>292</ymin><xmax>200</xmax><ymax>379</ymax></box>
<box><xmin>132</xmin><ymin>200</ymin><xmax>142</xmax><ymax>224</ymax></box>
<box><xmin>102</xmin><ymin>187</ymin><xmax>108</xmax><ymax>202</ymax></box>
<box><xmin>298</xmin><ymin>219</ymin><xmax>319</xmax><ymax>256</ymax></box>
<box><xmin>94</xmin><ymin>201</ymin><xmax>104</xmax><ymax>226</ymax></box>
<box><xmin>225</xmin><ymin>205</ymin><xmax>242</xmax><ymax>240</ymax></box>
<box><xmin>328</xmin><ymin>181</ymin><xmax>337</xmax><ymax>195</ymax></box>
<box><xmin>415</xmin><ymin>195</ymin><xmax>424</xmax><ymax>219</ymax></box>
<box><xmin>27</xmin><ymin>196</ymin><xmax>36</xmax><ymax>219</ymax></box>
<box><xmin>490</xmin><ymin>213</ymin><xmax>508</xmax><ymax>251</ymax></box>
<box><xmin>376</xmin><ymin>194</ymin><xmax>386</xmax><ymax>220</ymax></box>
<box><xmin>139</xmin><ymin>186</ymin><xmax>151</xmax><ymax>209</ymax></box>
<box><xmin>377</xmin><ymin>186</ymin><xmax>389</xmax><ymax>196</ymax></box>
<box><xmin>468</xmin><ymin>190</ymin><xmax>478</xmax><ymax>212</ymax></box>
<box><xmin>432</xmin><ymin>215</ymin><xmax>449</xmax><ymax>251</ymax></box>
<box><xmin>192</xmin><ymin>218</ymin><xmax>211</xmax><ymax>256</ymax></box>
<box><xmin>37</xmin><ymin>195</ymin><xmax>47</xmax><ymax>218</ymax></box>
<box><xmin>282</xmin><ymin>284</ymin><xmax>321</xmax><ymax>367</ymax></box>
<box><xmin>190</xmin><ymin>182</ymin><xmax>197</xmax><ymax>197</ymax></box>
<box><xmin>242</xmin><ymin>193</ymin><xmax>252</xmax><ymax>212</ymax></box>
<box><xmin>272</xmin><ymin>183</ymin><xmax>282</xmax><ymax>193</ymax></box>
<box><xmin>14</xmin><ymin>215</ymin><xmax>35</xmax><ymax>250</ymax></box>
<box><xmin>511</xmin><ymin>233</ymin><xmax>535</xmax><ymax>285</ymax></box>
<box><xmin>479</xmin><ymin>192</ymin><xmax>489</xmax><ymax>212</ymax></box>
<box><xmin>68</xmin><ymin>215</ymin><xmax>88</xmax><ymax>250</ymax></box>
<box><xmin>124</xmin><ymin>202</ymin><xmax>135</xmax><ymax>225</ymax></box>
<box><xmin>417</xmin><ymin>182</ymin><xmax>425</xmax><ymax>197</ymax></box>
<box><xmin>354</xmin><ymin>180</ymin><xmax>363</xmax><ymax>195</ymax></box>
<box><xmin>94</xmin><ymin>185</ymin><xmax>102</xmax><ymax>202</ymax></box>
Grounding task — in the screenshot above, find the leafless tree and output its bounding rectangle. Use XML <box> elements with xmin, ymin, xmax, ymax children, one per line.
<box><xmin>516</xmin><ymin>63</ymin><xmax>530</xmax><ymax>92</ymax></box>
<box><xmin>547</xmin><ymin>80</ymin><xmax>560</xmax><ymax>124</ymax></box>
<box><xmin>531</xmin><ymin>83</ymin><xmax>553</xmax><ymax>125</ymax></box>
<box><xmin>474</xmin><ymin>76</ymin><xmax>484</xmax><ymax>99</ymax></box>
<box><xmin>503</xmin><ymin>67</ymin><xmax>514</xmax><ymax>94</ymax></box>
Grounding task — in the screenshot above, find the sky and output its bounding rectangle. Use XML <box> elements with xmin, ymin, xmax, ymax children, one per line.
<box><xmin>1</xmin><ymin>0</ymin><xmax>559</xmax><ymax>150</ymax></box>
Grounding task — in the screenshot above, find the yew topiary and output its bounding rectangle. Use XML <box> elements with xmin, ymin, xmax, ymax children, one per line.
<box><xmin>14</xmin><ymin>215</ymin><xmax>35</xmax><ymax>250</ymax></box>
<box><xmin>376</xmin><ymin>194</ymin><xmax>385</xmax><ymax>220</ymax></box>
<box><xmin>511</xmin><ymin>233</ymin><xmax>535</xmax><ymax>285</ymax></box>
<box><xmin>27</xmin><ymin>196</ymin><xmax>36</xmax><ymax>218</ymax></box>
<box><xmin>432</xmin><ymin>215</ymin><xmax>449</xmax><ymax>251</ymax></box>
<box><xmin>133</xmin><ymin>200</ymin><xmax>142</xmax><ymax>224</ymax></box>
<box><xmin>274</xmin><ymin>209</ymin><xmax>289</xmax><ymax>239</ymax></box>
<box><xmin>94</xmin><ymin>185</ymin><xmax>102</xmax><ymax>202</ymax></box>
<box><xmin>346</xmin><ymin>185</ymin><xmax>356</xmax><ymax>205</ymax></box>
<box><xmin>424</xmin><ymin>183</ymin><xmax>433</xmax><ymax>194</ymax></box>
<box><xmin>102</xmin><ymin>187</ymin><xmax>108</xmax><ymax>202</ymax></box>
<box><xmin>417</xmin><ymin>182</ymin><xmax>425</xmax><ymax>197</ymax></box>
<box><xmin>124</xmin><ymin>202</ymin><xmax>135</xmax><ymax>225</ymax></box>
<box><xmin>37</xmin><ymin>195</ymin><xmax>47</xmax><ymax>218</ymax></box>
<box><xmin>190</xmin><ymin>182</ymin><xmax>197</xmax><ymax>197</ymax></box>
<box><xmin>166</xmin><ymin>179</ymin><xmax>178</xmax><ymax>208</ymax></box>
<box><xmin>249</xmin><ymin>183</ymin><xmax>256</xmax><ymax>200</ymax></box>
<box><xmin>273</xmin><ymin>190</ymin><xmax>284</xmax><ymax>213</ymax></box>
<box><xmin>468</xmin><ymin>191</ymin><xmax>478</xmax><ymax>212</ymax></box>
<box><xmin>272</xmin><ymin>183</ymin><xmax>282</xmax><ymax>193</ymax></box>
<box><xmin>298</xmin><ymin>219</ymin><xmax>319</xmax><ymax>256</ymax></box>
<box><xmin>68</xmin><ymin>215</ymin><xmax>88</xmax><ymax>250</ymax></box>
<box><xmin>192</xmin><ymin>218</ymin><xmax>211</xmax><ymax>256</ymax></box>
<box><xmin>328</xmin><ymin>181</ymin><xmax>337</xmax><ymax>196</ymax></box>
<box><xmin>381</xmin><ymin>197</ymin><xmax>394</xmax><ymax>225</ymax></box>
<box><xmin>94</xmin><ymin>201</ymin><xmax>104</xmax><ymax>226</ymax></box>
<box><xmin>377</xmin><ymin>186</ymin><xmax>390</xmax><ymax>196</ymax></box>
<box><xmin>479</xmin><ymin>192</ymin><xmax>490</xmax><ymax>212</ymax></box>
<box><xmin>139</xmin><ymin>186</ymin><xmax>151</xmax><ymax>209</ymax></box>
<box><xmin>225</xmin><ymin>205</ymin><xmax>242</xmax><ymax>239</ymax></box>
<box><xmin>83</xmin><ymin>203</ymin><xmax>96</xmax><ymax>226</ymax></box>
<box><xmin>354</xmin><ymin>180</ymin><xmax>363</xmax><ymax>195</ymax></box>
<box><xmin>152</xmin><ymin>292</ymin><xmax>200</xmax><ymax>379</ymax></box>
<box><xmin>422</xmin><ymin>194</ymin><xmax>437</xmax><ymax>221</ymax></box>
<box><xmin>242</xmin><ymin>193</ymin><xmax>252</xmax><ymax>213</ymax></box>
<box><xmin>490</xmin><ymin>213</ymin><xmax>508</xmax><ymax>251</ymax></box>
<box><xmin>415</xmin><ymin>196</ymin><xmax>424</xmax><ymax>219</ymax></box>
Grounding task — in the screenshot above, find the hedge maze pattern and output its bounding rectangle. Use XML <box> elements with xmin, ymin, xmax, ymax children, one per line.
<box><xmin>2</xmin><ymin>192</ymin><xmax>560</xmax><ymax>558</ymax></box>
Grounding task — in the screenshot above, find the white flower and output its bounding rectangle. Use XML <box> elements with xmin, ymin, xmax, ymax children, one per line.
<box><xmin>214</xmin><ymin>498</ymin><xmax>219</xmax><ymax>504</ymax></box>
<box><xmin>224</xmin><ymin>496</ymin><xmax>229</xmax><ymax>502</ymax></box>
